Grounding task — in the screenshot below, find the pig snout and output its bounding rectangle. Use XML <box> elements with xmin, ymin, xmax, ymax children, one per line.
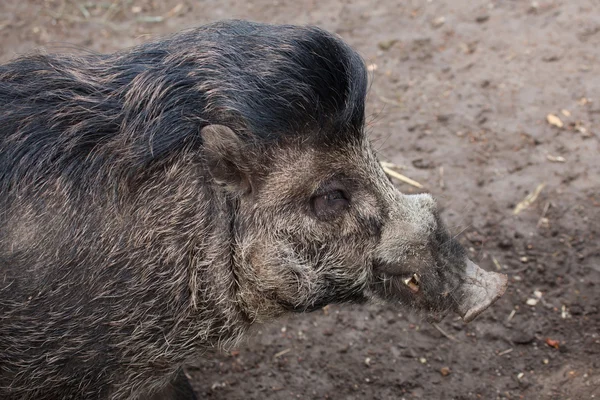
<box><xmin>455</xmin><ymin>259</ymin><xmax>508</xmax><ymax>322</ymax></box>
<box><xmin>372</xmin><ymin>192</ymin><xmax>507</xmax><ymax>323</ymax></box>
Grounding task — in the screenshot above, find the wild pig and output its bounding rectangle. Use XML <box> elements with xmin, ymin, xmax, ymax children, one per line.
<box><xmin>0</xmin><ymin>20</ymin><xmax>507</xmax><ymax>400</ymax></box>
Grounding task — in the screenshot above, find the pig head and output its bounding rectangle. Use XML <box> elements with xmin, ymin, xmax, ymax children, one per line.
<box><xmin>202</xmin><ymin>124</ymin><xmax>507</xmax><ymax>325</ymax></box>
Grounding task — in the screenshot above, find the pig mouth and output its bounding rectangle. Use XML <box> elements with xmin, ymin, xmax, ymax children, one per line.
<box><xmin>373</xmin><ymin>260</ymin><xmax>508</xmax><ymax>323</ymax></box>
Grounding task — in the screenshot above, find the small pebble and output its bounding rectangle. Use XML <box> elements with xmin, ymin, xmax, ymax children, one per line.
<box><xmin>526</xmin><ymin>298</ymin><xmax>538</xmax><ymax>306</ymax></box>
<box><xmin>431</xmin><ymin>16</ymin><xmax>446</xmax><ymax>28</ymax></box>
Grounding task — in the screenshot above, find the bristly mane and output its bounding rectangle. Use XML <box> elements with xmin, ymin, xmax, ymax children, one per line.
<box><xmin>0</xmin><ymin>20</ymin><xmax>368</xmax><ymax>192</ymax></box>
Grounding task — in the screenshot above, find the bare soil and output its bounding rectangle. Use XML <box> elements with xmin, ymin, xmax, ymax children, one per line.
<box><xmin>1</xmin><ymin>1</ymin><xmax>599</xmax><ymax>399</ymax></box>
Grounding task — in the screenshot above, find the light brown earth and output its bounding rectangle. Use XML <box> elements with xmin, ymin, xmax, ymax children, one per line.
<box><xmin>1</xmin><ymin>1</ymin><xmax>598</xmax><ymax>399</ymax></box>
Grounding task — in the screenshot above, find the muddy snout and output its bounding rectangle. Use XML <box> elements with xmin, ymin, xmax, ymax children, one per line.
<box><xmin>455</xmin><ymin>259</ymin><xmax>508</xmax><ymax>322</ymax></box>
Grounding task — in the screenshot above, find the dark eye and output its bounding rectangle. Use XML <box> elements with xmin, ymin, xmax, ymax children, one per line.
<box><xmin>311</xmin><ymin>189</ymin><xmax>350</xmax><ymax>220</ymax></box>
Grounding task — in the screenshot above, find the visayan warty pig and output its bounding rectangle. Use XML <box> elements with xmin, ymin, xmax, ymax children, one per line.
<box><xmin>0</xmin><ymin>20</ymin><xmax>507</xmax><ymax>400</ymax></box>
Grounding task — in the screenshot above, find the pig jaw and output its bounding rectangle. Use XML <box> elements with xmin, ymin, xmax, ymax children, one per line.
<box><xmin>370</xmin><ymin>258</ymin><xmax>508</xmax><ymax>323</ymax></box>
<box><xmin>455</xmin><ymin>259</ymin><xmax>508</xmax><ymax>322</ymax></box>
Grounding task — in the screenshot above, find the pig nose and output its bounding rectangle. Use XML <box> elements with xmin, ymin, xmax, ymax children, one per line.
<box><xmin>456</xmin><ymin>259</ymin><xmax>508</xmax><ymax>322</ymax></box>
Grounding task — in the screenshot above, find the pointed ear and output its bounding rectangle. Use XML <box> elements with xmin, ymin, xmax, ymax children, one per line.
<box><xmin>201</xmin><ymin>125</ymin><xmax>252</xmax><ymax>194</ymax></box>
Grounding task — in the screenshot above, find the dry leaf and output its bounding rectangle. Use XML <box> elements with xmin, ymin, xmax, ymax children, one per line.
<box><xmin>547</xmin><ymin>114</ymin><xmax>564</xmax><ymax>128</ymax></box>
<box><xmin>545</xmin><ymin>338</ymin><xmax>560</xmax><ymax>349</ymax></box>
<box><xmin>578</xmin><ymin>97</ymin><xmax>590</xmax><ymax>106</ymax></box>
<box><xmin>165</xmin><ymin>4</ymin><xmax>184</xmax><ymax>18</ymax></box>
<box><xmin>378</xmin><ymin>39</ymin><xmax>398</xmax><ymax>51</ymax></box>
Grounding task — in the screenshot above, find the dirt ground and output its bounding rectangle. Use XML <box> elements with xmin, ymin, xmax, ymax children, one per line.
<box><xmin>1</xmin><ymin>0</ymin><xmax>599</xmax><ymax>399</ymax></box>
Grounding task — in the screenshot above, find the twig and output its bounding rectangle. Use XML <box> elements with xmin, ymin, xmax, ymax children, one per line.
<box><xmin>381</xmin><ymin>165</ymin><xmax>424</xmax><ymax>189</ymax></box>
<box><xmin>102</xmin><ymin>0</ymin><xmax>121</xmax><ymax>21</ymax></box>
<box><xmin>164</xmin><ymin>3</ymin><xmax>184</xmax><ymax>18</ymax></box>
<box><xmin>376</xmin><ymin>93</ymin><xmax>403</xmax><ymax>107</ymax></box>
<box><xmin>537</xmin><ymin>201</ymin><xmax>551</xmax><ymax>228</ymax></box>
<box><xmin>432</xmin><ymin>323</ymin><xmax>459</xmax><ymax>342</ymax></box>
<box><xmin>491</xmin><ymin>256</ymin><xmax>502</xmax><ymax>271</ymax></box>
<box><xmin>507</xmin><ymin>309</ymin><xmax>516</xmax><ymax>322</ymax></box>
<box><xmin>498</xmin><ymin>348</ymin><xmax>513</xmax><ymax>356</ymax></box>
<box><xmin>273</xmin><ymin>348</ymin><xmax>291</xmax><ymax>359</ymax></box>
<box><xmin>502</xmin><ymin>265</ymin><xmax>529</xmax><ymax>274</ymax></box>
<box><xmin>380</xmin><ymin>161</ymin><xmax>408</xmax><ymax>170</ymax></box>
<box><xmin>439</xmin><ymin>166</ymin><xmax>445</xmax><ymax>190</ymax></box>
<box><xmin>137</xmin><ymin>3</ymin><xmax>184</xmax><ymax>24</ymax></box>
<box><xmin>513</xmin><ymin>183</ymin><xmax>546</xmax><ymax>215</ymax></box>
<box><xmin>78</xmin><ymin>4</ymin><xmax>91</xmax><ymax>19</ymax></box>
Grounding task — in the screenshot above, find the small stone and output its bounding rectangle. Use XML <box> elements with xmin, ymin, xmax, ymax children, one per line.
<box><xmin>440</xmin><ymin>367</ymin><xmax>451</xmax><ymax>376</ymax></box>
<box><xmin>520</xmin><ymin>256</ymin><xmax>529</xmax><ymax>263</ymax></box>
<box><xmin>475</xmin><ymin>15</ymin><xmax>490</xmax><ymax>23</ymax></box>
<box><xmin>431</xmin><ymin>16</ymin><xmax>446</xmax><ymax>28</ymax></box>
<box><xmin>364</xmin><ymin>357</ymin><xmax>371</xmax><ymax>367</ymax></box>
<box><xmin>419</xmin><ymin>357</ymin><xmax>427</xmax><ymax>364</ymax></box>
<box><xmin>547</xmin><ymin>114</ymin><xmax>564</xmax><ymax>128</ymax></box>
<box><xmin>403</xmin><ymin>348</ymin><xmax>417</xmax><ymax>358</ymax></box>
<box><xmin>526</xmin><ymin>298</ymin><xmax>538</xmax><ymax>306</ymax></box>
<box><xmin>512</xmin><ymin>330</ymin><xmax>535</xmax><ymax>345</ymax></box>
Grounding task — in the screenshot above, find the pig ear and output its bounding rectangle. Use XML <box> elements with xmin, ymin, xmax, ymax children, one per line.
<box><xmin>201</xmin><ymin>125</ymin><xmax>252</xmax><ymax>195</ymax></box>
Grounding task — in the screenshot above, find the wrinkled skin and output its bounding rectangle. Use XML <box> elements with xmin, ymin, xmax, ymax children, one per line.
<box><xmin>0</xmin><ymin>20</ymin><xmax>506</xmax><ymax>400</ymax></box>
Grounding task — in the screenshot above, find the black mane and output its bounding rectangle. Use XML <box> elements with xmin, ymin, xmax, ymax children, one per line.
<box><xmin>0</xmin><ymin>20</ymin><xmax>367</xmax><ymax>191</ymax></box>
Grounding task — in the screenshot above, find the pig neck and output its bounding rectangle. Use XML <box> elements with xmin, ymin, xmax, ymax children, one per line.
<box><xmin>222</xmin><ymin>197</ymin><xmax>290</xmax><ymax>327</ymax></box>
<box><xmin>176</xmin><ymin>187</ymin><xmax>256</xmax><ymax>350</ymax></box>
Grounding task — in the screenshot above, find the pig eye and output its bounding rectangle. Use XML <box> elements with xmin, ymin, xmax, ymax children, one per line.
<box><xmin>311</xmin><ymin>189</ymin><xmax>350</xmax><ymax>220</ymax></box>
